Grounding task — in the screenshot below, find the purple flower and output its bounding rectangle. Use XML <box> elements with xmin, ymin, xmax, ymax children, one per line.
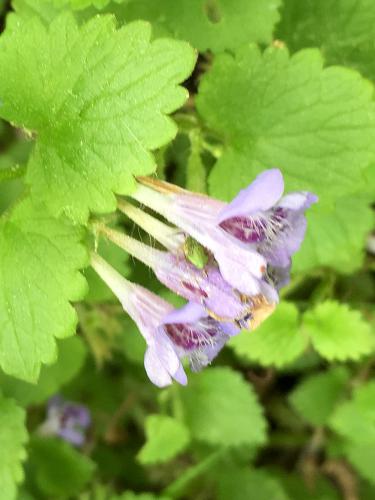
<box><xmin>90</xmin><ymin>253</ymin><xmax>233</xmax><ymax>386</ymax></box>
<box><xmin>217</xmin><ymin>169</ymin><xmax>318</xmax><ymax>268</ymax></box>
<box><xmin>132</xmin><ymin>178</ymin><xmax>268</xmax><ymax>297</ymax></box>
<box><xmin>39</xmin><ymin>396</ymin><xmax>90</xmax><ymax>446</ymax></box>
<box><xmin>133</xmin><ymin>170</ymin><xmax>316</xmax><ymax>292</ymax></box>
<box><xmin>100</xmin><ymin>225</ymin><xmax>270</xmax><ymax>328</ymax></box>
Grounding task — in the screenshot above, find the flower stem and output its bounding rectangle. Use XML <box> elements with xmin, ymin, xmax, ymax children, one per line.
<box><xmin>90</xmin><ymin>252</ymin><xmax>132</xmax><ymax>300</ymax></box>
<box><xmin>118</xmin><ymin>199</ymin><xmax>183</xmax><ymax>252</ymax></box>
<box><xmin>97</xmin><ymin>224</ymin><xmax>166</xmax><ymax>269</ymax></box>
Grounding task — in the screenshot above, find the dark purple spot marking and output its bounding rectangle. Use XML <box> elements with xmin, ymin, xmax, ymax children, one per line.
<box><xmin>220</xmin><ymin>216</ymin><xmax>266</xmax><ymax>243</ymax></box>
<box><xmin>181</xmin><ymin>281</ymin><xmax>208</xmax><ymax>298</ymax></box>
<box><xmin>164</xmin><ymin>320</ymin><xmax>218</xmax><ymax>351</ymax></box>
<box><xmin>220</xmin><ymin>208</ymin><xmax>289</xmax><ymax>244</ymax></box>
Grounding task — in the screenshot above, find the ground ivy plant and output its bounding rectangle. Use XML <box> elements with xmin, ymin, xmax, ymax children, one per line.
<box><xmin>0</xmin><ymin>1</ymin><xmax>374</xmax><ymax>499</ymax></box>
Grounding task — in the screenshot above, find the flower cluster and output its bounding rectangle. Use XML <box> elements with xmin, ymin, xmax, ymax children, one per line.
<box><xmin>38</xmin><ymin>396</ymin><xmax>91</xmax><ymax>446</ymax></box>
<box><xmin>91</xmin><ymin>169</ymin><xmax>317</xmax><ymax>387</ymax></box>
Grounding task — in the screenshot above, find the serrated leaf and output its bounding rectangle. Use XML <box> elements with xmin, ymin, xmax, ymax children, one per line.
<box><xmin>11</xmin><ymin>0</ymin><xmax>118</xmax><ymax>27</ymax></box>
<box><xmin>218</xmin><ymin>468</ymin><xmax>290</xmax><ymax>500</ymax></box>
<box><xmin>0</xmin><ymin>395</ymin><xmax>28</xmax><ymax>500</ymax></box>
<box><xmin>230</xmin><ymin>303</ymin><xmax>307</xmax><ymax>368</ymax></box>
<box><xmin>277</xmin><ymin>0</ymin><xmax>375</xmax><ymax>81</ymax></box>
<box><xmin>122</xmin><ymin>0</ymin><xmax>281</xmax><ymax>53</ymax></box>
<box><xmin>294</xmin><ymin>195</ymin><xmax>374</xmax><ymax>273</ymax></box>
<box><xmin>197</xmin><ymin>45</ymin><xmax>375</xmax><ymax>202</ymax></box>
<box><xmin>29</xmin><ymin>437</ymin><xmax>95</xmax><ymax>497</ymax></box>
<box><xmin>137</xmin><ymin>414</ymin><xmax>190</xmax><ymax>465</ymax></box>
<box><xmin>303</xmin><ymin>301</ymin><xmax>374</xmax><ymax>361</ymax></box>
<box><xmin>179</xmin><ymin>367</ymin><xmax>267</xmax><ymax>447</ymax></box>
<box><xmin>0</xmin><ymin>198</ymin><xmax>87</xmax><ymax>382</ymax></box>
<box><xmin>0</xmin><ymin>336</ymin><xmax>86</xmax><ymax>406</ymax></box>
<box><xmin>289</xmin><ymin>367</ymin><xmax>349</xmax><ymax>426</ymax></box>
<box><xmin>0</xmin><ymin>14</ymin><xmax>196</xmax><ymax>222</ymax></box>
<box><xmin>329</xmin><ymin>381</ymin><xmax>375</xmax><ymax>445</ymax></box>
<box><xmin>10</xmin><ymin>0</ymin><xmax>62</xmax><ymax>25</ymax></box>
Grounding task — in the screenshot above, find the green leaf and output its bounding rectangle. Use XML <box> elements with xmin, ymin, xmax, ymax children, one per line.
<box><xmin>275</xmin><ymin>470</ymin><xmax>340</xmax><ymax>500</ymax></box>
<box><xmin>11</xmin><ymin>0</ymin><xmax>63</xmax><ymax>24</ymax></box>
<box><xmin>329</xmin><ymin>381</ymin><xmax>375</xmax><ymax>445</ymax></box>
<box><xmin>179</xmin><ymin>367</ymin><xmax>267</xmax><ymax>447</ymax></box>
<box><xmin>186</xmin><ymin>130</ymin><xmax>206</xmax><ymax>193</ymax></box>
<box><xmin>118</xmin><ymin>317</ymin><xmax>146</xmax><ymax>365</ymax></box>
<box><xmin>288</xmin><ymin>367</ymin><xmax>349</xmax><ymax>426</ymax></box>
<box><xmin>122</xmin><ymin>0</ymin><xmax>281</xmax><ymax>53</ymax></box>
<box><xmin>344</xmin><ymin>441</ymin><xmax>375</xmax><ymax>485</ymax></box>
<box><xmin>277</xmin><ymin>0</ymin><xmax>375</xmax><ymax>81</ymax></box>
<box><xmin>294</xmin><ymin>195</ymin><xmax>374</xmax><ymax>273</ymax></box>
<box><xmin>303</xmin><ymin>301</ymin><xmax>374</xmax><ymax>361</ymax></box>
<box><xmin>0</xmin><ymin>395</ymin><xmax>28</xmax><ymax>500</ymax></box>
<box><xmin>0</xmin><ymin>14</ymin><xmax>196</xmax><ymax>222</ymax></box>
<box><xmin>54</xmin><ymin>0</ymin><xmax>112</xmax><ymax>10</ymax></box>
<box><xmin>218</xmin><ymin>468</ymin><xmax>291</xmax><ymax>500</ymax></box>
<box><xmin>0</xmin><ymin>198</ymin><xmax>87</xmax><ymax>382</ymax></box>
<box><xmin>29</xmin><ymin>437</ymin><xmax>95</xmax><ymax>497</ymax></box>
<box><xmin>196</xmin><ymin>45</ymin><xmax>375</xmax><ymax>202</ymax></box>
<box><xmin>0</xmin><ymin>336</ymin><xmax>86</xmax><ymax>406</ymax></box>
<box><xmin>113</xmin><ymin>493</ymin><xmax>171</xmax><ymax>500</ymax></box>
<box><xmin>137</xmin><ymin>414</ymin><xmax>190</xmax><ymax>465</ymax></box>
<box><xmin>11</xmin><ymin>0</ymin><xmax>120</xmax><ymax>27</ymax></box>
<box><xmin>230</xmin><ymin>303</ymin><xmax>307</xmax><ymax>368</ymax></box>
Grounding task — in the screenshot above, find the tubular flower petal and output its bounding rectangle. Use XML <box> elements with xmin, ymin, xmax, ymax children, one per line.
<box><xmin>90</xmin><ymin>253</ymin><xmax>234</xmax><ymax>385</ymax></box>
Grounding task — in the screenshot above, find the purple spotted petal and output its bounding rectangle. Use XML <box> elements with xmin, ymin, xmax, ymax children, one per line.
<box><xmin>91</xmin><ymin>253</ymin><xmax>234</xmax><ymax>385</ymax></box>
<box><xmin>217</xmin><ymin>169</ymin><xmax>284</xmax><ymax>222</ymax></box>
<box><xmin>162</xmin><ymin>316</ymin><xmax>230</xmax><ymax>372</ymax></box>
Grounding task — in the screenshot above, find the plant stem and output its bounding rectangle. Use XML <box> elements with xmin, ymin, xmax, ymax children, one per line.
<box><xmin>163</xmin><ymin>449</ymin><xmax>225</xmax><ymax>498</ymax></box>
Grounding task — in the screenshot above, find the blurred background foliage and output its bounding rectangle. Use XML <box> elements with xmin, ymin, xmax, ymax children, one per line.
<box><xmin>0</xmin><ymin>0</ymin><xmax>374</xmax><ymax>499</ymax></box>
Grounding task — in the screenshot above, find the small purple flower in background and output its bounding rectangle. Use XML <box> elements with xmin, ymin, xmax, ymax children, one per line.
<box><xmin>90</xmin><ymin>253</ymin><xmax>233</xmax><ymax>386</ymax></box>
<box><xmin>39</xmin><ymin>396</ymin><xmax>90</xmax><ymax>446</ymax></box>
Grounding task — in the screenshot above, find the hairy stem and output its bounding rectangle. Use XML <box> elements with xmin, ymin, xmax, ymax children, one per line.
<box><xmin>118</xmin><ymin>199</ymin><xmax>183</xmax><ymax>252</ymax></box>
